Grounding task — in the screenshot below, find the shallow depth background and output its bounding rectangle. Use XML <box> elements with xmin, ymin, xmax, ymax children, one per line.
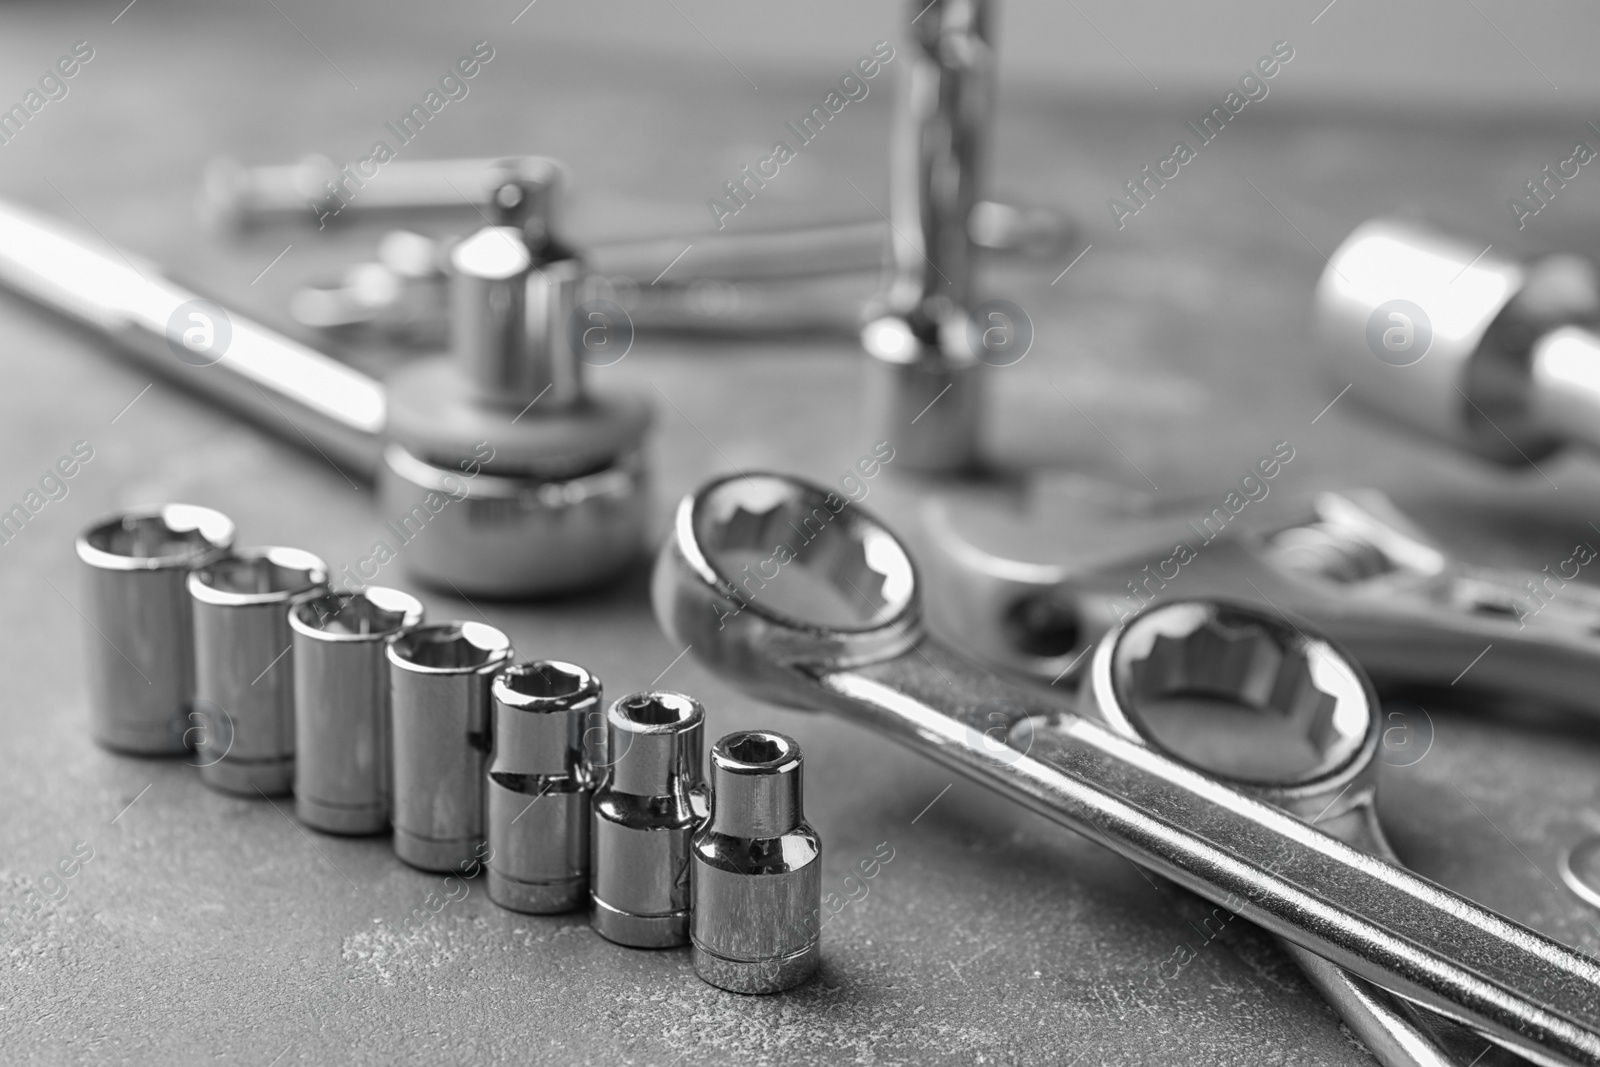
<box><xmin>2</xmin><ymin>2</ymin><xmax>1600</xmax><ymax>1065</ymax></box>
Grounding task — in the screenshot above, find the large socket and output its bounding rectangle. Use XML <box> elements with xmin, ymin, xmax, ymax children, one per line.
<box><xmin>289</xmin><ymin>587</ymin><xmax>424</xmax><ymax>834</ymax></box>
<box><xmin>76</xmin><ymin>505</ymin><xmax>234</xmax><ymax>755</ymax></box>
<box><xmin>387</xmin><ymin>621</ymin><xmax>514</xmax><ymax>871</ymax></box>
<box><xmin>188</xmin><ymin>547</ymin><xmax>328</xmax><ymax>795</ymax></box>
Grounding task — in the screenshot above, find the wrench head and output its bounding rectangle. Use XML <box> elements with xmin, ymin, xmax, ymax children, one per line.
<box><xmin>1090</xmin><ymin>600</ymin><xmax>1380</xmax><ymax>816</ymax></box>
<box><xmin>652</xmin><ymin>473</ymin><xmax>920</xmax><ymax>709</ymax></box>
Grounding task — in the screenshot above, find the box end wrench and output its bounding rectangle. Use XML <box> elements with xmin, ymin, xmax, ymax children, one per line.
<box><xmin>653</xmin><ymin>471</ymin><xmax>1600</xmax><ymax>1067</ymax></box>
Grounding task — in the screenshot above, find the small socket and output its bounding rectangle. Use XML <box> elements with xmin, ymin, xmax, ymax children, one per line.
<box><xmin>589</xmin><ymin>690</ymin><xmax>706</xmax><ymax>948</ymax></box>
<box><xmin>487</xmin><ymin>661</ymin><xmax>603</xmax><ymax>913</ymax></box>
<box><xmin>691</xmin><ymin>731</ymin><xmax>822</xmax><ymax>993</ymax></box>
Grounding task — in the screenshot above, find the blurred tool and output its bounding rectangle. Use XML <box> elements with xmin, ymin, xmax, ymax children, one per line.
<box><xmin>289</xmin><ymin>587</ymin><xmax>423</xmax><ymax>834</ymax></box>
<box><xmin>487</xmin><ymin>661</ymin><xmax>602</xmax><ymax>914</ymax></box>
<box><xmin>926</xmin><ymin>486</ymin><xmax>1600</xmax><ymax>718</ymax></box>
<box><xmin>379</xmin><ymin>158</ymin><xmax>653</xmax><ymax>596</ymax></box>
<box><xmin>589</xmin><ymin>690</ymin><xmax>706</xmax><ymax>948</ymax></box>
<box><xmin>1316</xmin><ymin>217</ymin><xmax>1600</xmax><ymax>465</ymax></box>
<box><xmin>861</xmin><ymin>0</ymin><xmax>991</xmax><ymax>472</ymax></box>
<box><xmin>201</xmin><ymin>150</ymin><xmax>1070</xmax><ymax>256</ymax></box>
<box><xmin>654</xmin><ymin>471</ymin><xmax>1600</xmax><ymax>1067</ymax></box>
<box><xmin>1087</xmin><ymin>600</ymin><xmax>1478</xmax><ymax>1067</ymax></box>
<box><xmin>200</xmin><ymin>155</ymin><xmax>540</xmax><ymax>233</ymax></box>
<box><xmin>0</xmin><ymin>174</ymin><xmax>646</xmax><ymax>598</ymax></box>
<box><xmin>387</xmin><ymin>621</ymin><xmax>514</xmax><ymax>871</ymax></box>
<box><xmin>75</xmin><ymin>505</ymin><xmax>234</xmax><ymax>755</ymax></box>
<box><xmin>286</xmin><ymin>223</ymin><xmax>890</xmax><ymax>343</ymax></box>
<box><xmin>691</xmin><ymin>730</ymin><xmax>822</xmax><ymax>995</ymax></box>
<box><xmin>188</xmin><ymin>547</ymin><xmax>328</xmax><ymax>796</ymax></box>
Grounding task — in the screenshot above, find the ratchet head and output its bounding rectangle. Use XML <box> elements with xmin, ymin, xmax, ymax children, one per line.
<box><xmin>1090</xmin><ymin>599</ymin><xmax>1380</xmax><ymax>823</ymax></box>
<box><xmin>652</xmin><ymin>472</ymin><xmax>921</xmax><ymax>708</ymax></box>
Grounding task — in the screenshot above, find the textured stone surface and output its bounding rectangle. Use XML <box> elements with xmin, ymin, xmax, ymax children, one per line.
<box><xmin>1</xmin><ymin>4</ymin><xmax>1599</xmax><ymax>1064</ymax></box>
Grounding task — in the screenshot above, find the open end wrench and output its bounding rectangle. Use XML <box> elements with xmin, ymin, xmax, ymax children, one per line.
<box><xmin>924</xmin><ymin>486</ymin><xmax>1600</xmax><ymax>719</ymax></box>
<box><xmin>652</xmin><ymin>472</ymin><xmax>1600</xmax><ymax>1067</ymax></box>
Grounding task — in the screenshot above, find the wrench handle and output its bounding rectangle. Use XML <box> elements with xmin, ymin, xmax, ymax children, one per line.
<box><xmin>811</xmin><ymin>638</ymin><xmax>1600</xmax><ymax>1067</ymax></box>
<box><xmin>0</xmin><ymin>197</ymin><xmax>384</xmax><ymax>478</ymax></box>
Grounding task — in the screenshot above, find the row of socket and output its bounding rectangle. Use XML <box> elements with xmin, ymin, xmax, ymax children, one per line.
<box><xmin>75</xmin><ymin>504</ymin><xmax>821</xmax><ymax>994</ymax></box>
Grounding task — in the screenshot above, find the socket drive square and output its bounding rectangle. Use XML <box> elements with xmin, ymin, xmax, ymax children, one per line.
<box><xmin>290</xmin><ymin>588</ymin><xmax>424</xmax><ymax>834</ymax></box>
<box><xmin>76</xmin><ymin>505</ymin><xmax>234</xmax><ymax>755</ymax></box>
<box><xmin>189</xmin><ymin>547</ymin><xmax>328</xmax><ymax>795</ymax></box>
<box><xmin>388</xmin><ymin>622</ymin><xmax>514</xmax><ymax>872</ymax></box>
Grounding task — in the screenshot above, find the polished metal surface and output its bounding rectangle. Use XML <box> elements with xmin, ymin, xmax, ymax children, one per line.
<box><xmin>379</xmin><ymin>176</ymin><xmax>652</xmax><ymax>596</ymax></box>
<box><xmin>374</xmin><ymin>445</ymin><xmax>650</xmax><ymax>598</ymax></box>
<box><xmin>486</xmin><ymin>661</ymin><xmax>603</xmax><ymax>913</ymax></box>
<box><xmin>927</xmin><ymin>486</ymin><xmax>1600</xmax><ymax>720</ymax></box>
<box><xmin>589</xmin><ymin>690</ymin><xmax>707</xmax><ymax>948</ymax></box>
<box><xmin>0</xmin><ymin>197</ymin><xmax>386</xmax><ymax>479</ymax></box>
<box><xmin>861</xmin><ymin>0</ymin><xmax>993</xmax><ymax>473</ymax></box>
<box><xmin>450</xmin><ymin>226</ymin><xmax>535</xmax><ymax>403</ymax></box>
<box><xmin>1314</xmin><ymin>218</ymin><xmax>1600</xmax><ymax>466</ymax></box>
<box><xmin>386</xmin><ymin>621</ymin><xmax>514</xmax><ymax>871</ymax></box>
<box><xmin>205</xmin><ymin>150</ymin><xmax>1068</xmax><ymax>256</ymax></box>
<box><xmin>74</xmin><ymin>504</ymin><xmax>235</xmax><ymax>755</ymax></box>
<box><xmin>691</xmin><ymin>730</ymin><xmax>822</xmax><ymax>994</ymax></box>
<box><xmin>198</xmin><ymin>154</ymin><xmax>559</xmax><ymax>232</ymax></box>
<box><xmin>1087</xmin><ymin>600</ymin><xmax>1467</xmax><ymax>1067</ymax></box>
<box><xmin>0</xmin><ymin>194</ymin><xmax>648</xmax><ymax>599</ymax></box>
<box><xmin>188</xmin><ymin>547</ymin><xmax>328</xmax><ymax>796</ymax></box>
<box><xmin>653</xmin><ymin>471</ymin><xmax>1600</xmax><ymax>1067</ymax></box>
<box><xmin>288</xmin><ymin>587</ymin><xmax>423</xmax><ymax>835</ymax></box>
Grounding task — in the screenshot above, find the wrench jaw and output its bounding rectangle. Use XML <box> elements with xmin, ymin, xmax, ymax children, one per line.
<box><xmin>652</xmin><ymin>473</ymin><xmax>923</xmax><ymax>710</ymax></box>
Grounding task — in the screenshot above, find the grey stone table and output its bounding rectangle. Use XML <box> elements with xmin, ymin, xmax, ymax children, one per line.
<box><xmin>2</xmin><ymin>3</ymin><xmax>1599</xmax><ymax>1064</ymax></box>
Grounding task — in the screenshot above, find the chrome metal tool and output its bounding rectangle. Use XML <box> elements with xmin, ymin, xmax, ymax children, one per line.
<box><xmin>387</xmin><ymin>621</ymin><xmax>514</xmax><ymax>871</ymax></box>
<box><xmin>861</xmin><ymin>0</ymin><xmax>993</xmax><ymax>472</ymax></box>
<box><xmin>0</xmin><ymin>182</ymin><xmax>646</xmax><ymax>598</ymax></box>
<box><xmin>188</xmin><ymin>546</ymin><xmax>329</xmax><ymax>796</ymax></box>
<box><xmin>1315</xmin><ymin>217</ymin><xmax>1600</xmax><ymax>465</ymax></box>
<box><xmin>653</xmin><ymin>471</ymin><xmax>1600</xmax><ymax>1067</ymax></box>
<box><xmin>691</xmin><ymin>730</ymin><xmax>823</xmax><ymax>994</ymax></box>
<box><xmin>925</xmin><ymin>485</ymin><xmax>1600</xmax><ymax>719</ymax></box>
<box><xmin>75</xmin><ymin>505</ymin><xmax>235</xmax><ymax>755</ymax></box>
<box><xmin>289</xmin><ymin>586</ymin><xmax>423</xmax><ymax>834</ymax></box>
<box><xmin>589</xmin><ymin>690</ymin><xmax>706</xmax><ymax>948</ymax></box>
<box><xmin>486</xmin><ymin>661</ymin><xmax>602</xmax><ymax>914</ymax></box>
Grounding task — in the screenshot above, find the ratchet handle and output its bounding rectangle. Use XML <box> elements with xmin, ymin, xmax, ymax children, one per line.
<box><xmin>811</xmin><ymin>639</ymin><xmax>1600</xmax><ymax>1067</ymax></box>
<box><xmin>0</xmin><ymin>196</ymin><xmax>385</xmax><ymax>478</ymax></box>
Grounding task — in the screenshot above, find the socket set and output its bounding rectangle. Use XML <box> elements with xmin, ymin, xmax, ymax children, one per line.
<box><xmin>73</xmin><ymin>504</ymin><xmax>821</xmax><ymax>995</ymax></box>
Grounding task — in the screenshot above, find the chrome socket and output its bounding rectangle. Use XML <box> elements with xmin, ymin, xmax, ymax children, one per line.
<box><xmin>75</xmin><ymin>505</ymin><xmax>234</xmax><ymax>754</ymax></box>
<box><xmin>589</xmin><ymin>690</ymin><xmax>706</xmax><ymax>948</ymax></box>
<box><xmin>289</xmin><ymin>587</ymin><xmax>424</xmax><ymax>834</ymax></box>
<box><xmin>486</xmin><ymin>661</ymin><xmax>603</xmax><ymax>913</ymax></box>
<box><xmin>387</xmin><ymin>621</ymin><xmax>514</xmax><ymax>871</ymax></box>
<box><xmin>188</xmin><ymin>547</ymin><xmax>328</xmax><ymax>795</ymax></box>
<box><xmin>691</xmin><ymin>730</ymin><xmax>822</xmax><ymax>994</ymax></box>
